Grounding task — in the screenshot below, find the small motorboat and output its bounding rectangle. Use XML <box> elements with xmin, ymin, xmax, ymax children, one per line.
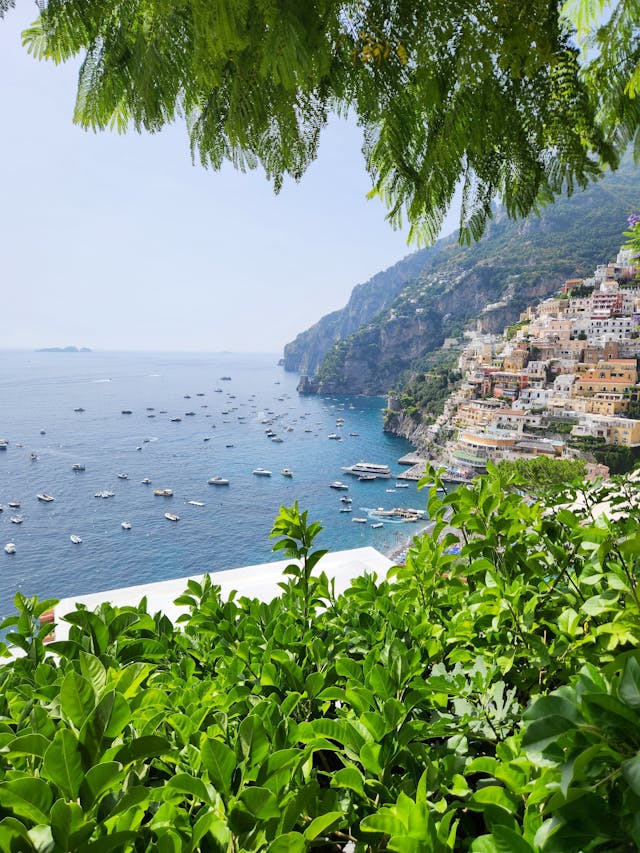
<box><xmin>72</xmin><ymin>463</ymin><xmax>85</xmax><ymax>471</ymax></box>
<box><xmin>39</xmin><ymin>429</ymin><xmax>46</xmax><ymax>435</ymax></box>
<box><xmin>8</xmin><ymin>501</ymin><xmax>20</xmax><ymax>508</ymax></box>
<box><xmin>170</xmin><ymin>417</ymin><xmax>182</xmax><ymax>422</ymax></box>
<box><xmin>340</xmin><ymin>496</ymin><xmax>352</xmax><ymax>503</ymax></box>
<box><xmin>36</xmin><ymin>493</ymin><xmax>54</xmax><ymax>502</ymax></box>
<box><xmin>164</xmin><ymin>512</ymin><xmax>180</xmax><ymax>522</ymax></box>
<box><xmin>252</xmin><ymin>468</ymin><xmax>272</xmax><ymax>476</ymax></box>
<box><xmin>281</xmin><ymin>469</ymin><xmax>293</xmax><ymax>477</ymax></box>
<box><xmin>74</xmin><ymin>407</ymin><xmax>85</xmax><ymax>413</ymax></box>
<box><xmin>4</xmin><ymin>543</ymin><xmax>16</xmax><ymax>554</ymax></box>
<box><xmin>154</xmin><ymin>489</ymin><xmax>173</xmax><ymax>496</ymax></box>
<box><xmin>208</xmin><ymin>477</ymin><xmax>230</xmax><ymax>485</ymax></box>
<box><xmin>10</xmin><ymin>516</ymin><xmax>23</xmax><ymax>524</ymax></box>
<box><xmin>142</xmin><ymin>477</ymin><xmax>152</xmax><ymax>484</ymax></box>
<box><xmin>371</xmin><ymin>522</ymin><xmax>384</xmax><ymax>529</ymax></box>
<box><xmin>352</xmin><ymin>518</ymin><xmax>368</xmax><ymax>523</ymax></box>
<box><xmin>121</xmin><ymin>521</ymin><xmax>132</xmax><ymax>530</ymax></box>
<box><xmin>121</xmin><ymin>410</ymin><xmax>132</xmax><ymax>415</ymax></box>
<box><xmin>185</xmin><ymin>411</ymin><xmax>196</xmax><ymax>416</ymax></box>
<box><xmin>117</xmin><ymin>473</ymin><xmax>129</xmax><ymax>480</ymax></box>
<box><xmin>187</xmin><ymin>500</ymin><xmax>205</xmax><ymax>506</ymax></box>
<box><xmin>31</xmin><ymin>453</ymin><xmax>39</xmax><ymax>461</ymax></box>
<box><xmin>340</xmin><ymin>507</ymin><xmax>352</xmax><ymax>513</ymax></box>
<box><xmin>395</xmin><ymin>483</ymin><xmax>409</xmax><ymax>488</ymax></box>
<box><xmin>70</xmin><ymin>535</ymin><xmax>82</xmax><ymax>544</ymax></box>
<box><xmin>329</xmin><ymin>481</ymin><xmax>349</xmax><ymax>490</ymax></box>
<box><xmin>94</xmin><ymin>491</ymin><xmax>115</xmax><ymax>498</ymax></box>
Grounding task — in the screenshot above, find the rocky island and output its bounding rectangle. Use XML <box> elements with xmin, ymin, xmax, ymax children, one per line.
<box><xmin>36</xmin><ymin>346</ymin><xmax>92</xmax><ymax>352</ymax></box>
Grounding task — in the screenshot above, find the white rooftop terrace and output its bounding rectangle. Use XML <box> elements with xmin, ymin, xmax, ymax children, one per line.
<box><xmin>52</xmin><ymin>547</ymin><xmax>394</xmax><ymax>642</ymax></box>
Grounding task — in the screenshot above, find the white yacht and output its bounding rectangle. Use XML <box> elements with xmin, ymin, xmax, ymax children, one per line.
<box><xmin>142</xmin><ymin>477</ymin><xmax>152</xmax><ymax>484</ymax></box>
<box><xmin>281</xmin><ymin>469</ymin><xmax>293</xmax><ymax>477</ymax></box>
<box><xmin>342</xmin><ymin>462</ymin><xmax>392</xmax><ymax>479</ymax></box>
<box><xmin>10</xmin><ymin>516</ymin><xmax>23</xmax><ymax>524</ymax></box>
<box><xmin>164</xmin><ymin>512</ymin><xmax>180</xmax><ymax>522</ymax></box>
<box><xmin>208</xmin><ymin>477</ymin><xmax>230</xmax><ymax>485</ymax></box>
<box><xmin>36</xmin><ymin>493</ymin><xmax>54</xmax><ymax>502</ymax></box>
<box><xmin>117</xmin><ymin>473</ymin><xmax>128</xmax><ymax>480</ymax></box>
<box><xmin>252</xmin><ymin>468</ymin><xmax>272</xmax><ymax>476</ymax></box>
<box><xmin>4</xmin><ymin>543</ymin><xmax>16</xmax><ymax>554</ymax></box>
<box><xmin>329</xmin><ymin>481</ymin><xmax>349</xmax><ymax>490</ymax></box>
<box><xmin>72</xmin><ymin>463</ymin><xmax>85</xmax><ymax>471</ymax></box>
<box><xmin>70</xmin><ymin>535</ymin><xmax>82</xmax><ymax>544</ymax></box>
<box><xmin>187</xmin><ymin>500</ymin><xmax>205</xmax><ymax>506</ymax></box>
<box><xmin>8</xmin><ymin>501</ymin><xmax>20</xmax><ymax>508</ymax></box>
<box><xmin>121</xmin><ymin>521</ymin><xmax>132</xmax><ymax>530</ymax></box>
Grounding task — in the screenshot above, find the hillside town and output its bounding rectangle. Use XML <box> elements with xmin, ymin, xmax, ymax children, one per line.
<box><xmin>418</xmin><ymin>247</ymin><xmax>640</xmax><ymax>479</ymax></box>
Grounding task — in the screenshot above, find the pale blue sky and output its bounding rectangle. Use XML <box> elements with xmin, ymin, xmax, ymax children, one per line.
<box><xmin>1</xmin><ymin>4</ymin><xmax>458</xmax><ymax>353</ymax></box>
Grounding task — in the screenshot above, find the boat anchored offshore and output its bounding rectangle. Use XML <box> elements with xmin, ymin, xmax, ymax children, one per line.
<box><xmin>36</xmin><ymin>493</ymin><xmax>54</xmax><ymax>502</ymax></box>
<box><xmin>10</xmin><ymin>516</ymin><xmax>23</xmax><ymax>524</ymax></box>
<box><xmin>70</xmin><ymin>535</ymin><xmax>82</xmax><ymax>545</ymax></box>
<box><xmin>4</xmin><ymin>543</ymin><xmax>16</xmax><ymax>554</ymax></box>
<box><xmin>121</xmin><ymin>521</ymin><xmax>132</xmax><ymax>530</ymax></box>
<box><xmin>72</xmin><ymin>463</ymin><xmax>85</xmax><ymax>471</ymax></box>
<box><xmin>208</xmin><ymin>477</ymin><xmax>230</xmax><ymax>485</ymax></box>
<box><xmin>329</xmin><ymin>481</ymin><xmax>349</xmax><ymax>490</ymax></box>
<box><xmin>252</xmin><ymin>468</ymin><xmax>272</xmax><ymax>476</ymax></box>
<box><xmin>281</xmin><ymin>469</ymin><xmax>293</xmax><ymax>477</ymax></box>
<box><xmin>154</xmin><ymin>488</ymin><xmax>173</xmax><ymax>496</ymax></box>
<box><xmin>342</xmin><ymin>462</ymin><xmax>392</xmax><ymax>479</ymax></box>
<box><xmin>164</xmin><ymin>512</ymin><xmax>180</xmax><ymax>522</ymax></box>
<box><xmin>187</xmin><ymin>500</ymin><xmax>205</xmax><ymax>506</ymax></box>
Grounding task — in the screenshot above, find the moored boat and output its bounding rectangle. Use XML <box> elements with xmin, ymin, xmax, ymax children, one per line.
<box><xmin>4</xmin><ymin>543</ymin><xmax>16</xmax><ymax>554</ymax></box>
<box><xmin>141</xmin><ymin>477</ymin><xmax>152</xmax><ymax>484</ymax></box>
<box><xmin>154</xmin><ymin>488</ymin><xmax>173</xmax><ymax>496</ymax></box>
<box><xmin>252</xmin><ymin>468</ymin><xmax>272</xmax><ymax>476</ymax></box>
<box><xmin>121</xmin><ymin>521</ymin><xmax>132</xmax><ymax>530</ymax></box>
<box><xmin>36</xmin><ymin>493</ymin><xmax>54</xmax><ymax>502</ymax></box>
<box><xmin>187</xmin><ymin>500</ymin><xmax>205</xmax><ymax>506</ymax></box>
<box><xmin>10</xmin><ymin>516</ymin><xmax>23</xmax><ymax>524</ymax></box>
<box><xmin>164</xmin><ymin>512</ymin><xmax>180</xmax><ymax>522</ymax></box>
<box><xmin>342</xmin><ymin>462</ymin><xmax>392</xmax><ymax>479</ymax></box>
<box><xmin>70</xmin><ymin>534</ymin><xmax>82</xmax><ymax>544</ymax></box>
<box><xmin>208</xmin><ymin>477</ymin><xmax>230</xmax><ymax>485</ymax></box>
<box><xmin>281</xmin><ymin>469</ymin><xmax>293</xmax><ymax>477</ymax></box>
<box><xmin>117</xmin><ymin>473</ymin><xmax>128</xmax><ymax>480</ymax></box>
<box><xmin>72</xmin><ymin>463</ymin><xmax>85</xmax><ymax>471</ymax></box>
<box><xmin>329</xmin><ymin>481</ymin><xmax>349</xmax><ymax>490</ymax></box>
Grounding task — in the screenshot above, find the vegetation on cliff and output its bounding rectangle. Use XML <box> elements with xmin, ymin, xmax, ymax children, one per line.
<box><xmin>1</xmin><ymin>469</ymin><xmax>640</xmax><ymax>850</ymax></box>
<box><xmin>293</xmin><ymin>156</ymin><xmax>640</xmax><ymax>397</ymax></box>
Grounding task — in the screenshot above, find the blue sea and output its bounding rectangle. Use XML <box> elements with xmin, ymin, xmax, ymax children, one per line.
<box><xmin>0</xmin><ymin>351</ymin><xmax>424</xmax><ymax>619</ymax></box>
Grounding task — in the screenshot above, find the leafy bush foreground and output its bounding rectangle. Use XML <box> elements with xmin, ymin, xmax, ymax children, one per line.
<box><xmin>1</xmin><ymin>468</ymin><xmax>640</xmax><ymax>852</ymax></box>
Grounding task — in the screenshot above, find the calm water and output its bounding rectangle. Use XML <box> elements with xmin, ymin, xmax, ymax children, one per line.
<box><xmin>0</xmin><ymin>351</ymin><xmax>424</xmax><ymax>618</ymax></box>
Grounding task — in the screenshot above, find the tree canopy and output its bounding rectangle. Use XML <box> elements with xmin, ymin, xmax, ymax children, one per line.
<box><xmin>17</xmin><ymin>0</ymin><xmax>640</xmax><ymax>242</ymax></box>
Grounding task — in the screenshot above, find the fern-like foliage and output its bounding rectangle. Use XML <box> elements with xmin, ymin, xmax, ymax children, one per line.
<box><xmin>19</xmin><ymin>0</ymin><xmax>635</xmax><ymax>241</ymax></box>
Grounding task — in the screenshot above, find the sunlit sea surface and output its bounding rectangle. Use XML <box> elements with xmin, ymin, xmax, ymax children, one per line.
<box><xmin>0</xmin><ymin>350</ymin><xmax>426</xmax><ymax>619</ymax></box>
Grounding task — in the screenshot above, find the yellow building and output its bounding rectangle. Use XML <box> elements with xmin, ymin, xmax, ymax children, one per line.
<box><xmin>573</xmin><ymin>359</ymin><xmax>638</xmax><ymax>397</ymax></box>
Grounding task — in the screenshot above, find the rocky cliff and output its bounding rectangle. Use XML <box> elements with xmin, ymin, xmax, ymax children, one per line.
<box><xmin>283</xmin><ymin>239</ymin><xmax>455</xmax><ymax>375</ymax></box>
<box><xmin>289</xmin><ymin>155</ymin><xmax>640</xmax><ymax>396</ymax></box>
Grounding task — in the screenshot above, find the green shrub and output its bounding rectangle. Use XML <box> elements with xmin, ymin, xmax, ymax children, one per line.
<box><xmin>0</xmin><ymin>469</ymin><xmax>639</xmax><ymax>850</ymax></box>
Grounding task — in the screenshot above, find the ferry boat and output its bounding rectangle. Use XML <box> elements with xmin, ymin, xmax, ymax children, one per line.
<box><xmin>164</xmin><ymin>512</ymin><xmax>180</xmax><ymax>522</ymax></box>
<box><xmin>36</xmin><ymin>493</ymin><xmax>54</xmax><ymax>502</ymax></box>
<box><xmin>342</xmin><ymin>462</ymin><xmax>392</xmax><ymax>479</ymax></box>
<box><xmin>154</xmin><ymin>488</ymin><xmax>173</xmax><ymax>496</ymax></box>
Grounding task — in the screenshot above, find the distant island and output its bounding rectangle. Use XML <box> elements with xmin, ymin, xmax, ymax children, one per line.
<box><xmin>36</xmin><ymin>346</ymin><xmax>92</xmax><ymax>353</ymax></box>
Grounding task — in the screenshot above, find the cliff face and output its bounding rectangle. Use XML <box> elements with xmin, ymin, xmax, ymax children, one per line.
<box><xmin>307</xmin><ymin>266</ymin><xmax>518</xmax><ymax>395</ymax></box>
<box><xmin>283</xmin><ymin>239</ymin><xmax>455</xmax><ymax>374</ymax></box>
<box><xmin>287</xmin><ymin>154</ymin><xmax>640</xmax><ymax>397</ymax></box>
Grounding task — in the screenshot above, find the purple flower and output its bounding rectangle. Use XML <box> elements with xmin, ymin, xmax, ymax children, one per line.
<box><xmin>628</xmin><ymin>213</ymin><xmax>640</xmax><ymax>228</ymax></box>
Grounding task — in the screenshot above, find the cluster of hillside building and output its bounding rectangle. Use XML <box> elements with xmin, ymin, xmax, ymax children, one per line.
<box><xmin>437</xmin><ymin>248</ymin><xmax>640</xmax><ymax>474</ymax></box>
